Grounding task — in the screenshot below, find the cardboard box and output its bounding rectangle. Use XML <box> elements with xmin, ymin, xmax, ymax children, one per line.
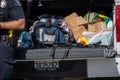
<box><xmin>64</xmin><ymin>12</ymin><xmax>78</xmax><ymax>28</ymax></box>
<box><xmin>76</xmin><ymin>16</ymin><xmax>88</xmax><ymax>25</ymax></box>
<box><xmin>94</xmin><ymin>16</ymin><xmax>103</xmax><ymax>22</ymax></box>
<box><xmin>88</xmin><ymin>21</ymin><xmax>106</xmax><ymax>32</ymax></box>
<box><xmin>73</xmin><ymin>26</ymin><xmax>87</xmax><ymax>41</ymax></box>
<box><xmin>65</xmin><ymin>12</ymin><xmax>87</xmax><ymax>41</ymax></box>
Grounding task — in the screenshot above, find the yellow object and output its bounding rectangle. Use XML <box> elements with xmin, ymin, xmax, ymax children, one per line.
<box><xmin>8</xmin><ymin>29</ymin><xmax>14</xmax><ymax>38</ymax></box>
<box><xmin>80</xmin><ymin>36</ymin><xmax>89</xmax><ymax>45</ymax></box>
<box><xmin>98</xmin><ymin>14</ymin><xmax>108</xmax><ymax>19</ymax></box>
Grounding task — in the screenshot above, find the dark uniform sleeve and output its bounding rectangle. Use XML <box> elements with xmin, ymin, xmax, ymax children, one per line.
<box><xmin>8</xmin><ymin>0</ymin><xmax>25</xmax><ymax>20</ymax></box>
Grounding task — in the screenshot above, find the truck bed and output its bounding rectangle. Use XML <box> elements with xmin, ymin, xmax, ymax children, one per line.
<box><xmin>12</xmin><ymin>0</ymin><xmax>115</xmax><ymax>79</ymax></box>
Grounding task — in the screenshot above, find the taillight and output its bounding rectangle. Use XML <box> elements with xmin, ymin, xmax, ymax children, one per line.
<box><xmin>116</xmin><ymin>5</ymin><xmax>120</xmax><ymax>42</ymax></box>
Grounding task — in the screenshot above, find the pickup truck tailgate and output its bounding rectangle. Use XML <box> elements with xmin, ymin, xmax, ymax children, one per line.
<box><xmin>15</xmin><ymin>47</ymin><xmax>106</xmax><ymax>60</ymax></box>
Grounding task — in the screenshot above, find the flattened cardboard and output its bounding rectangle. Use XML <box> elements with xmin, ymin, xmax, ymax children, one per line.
<box><xmin>76</xmin><ymin>16</ymin><xmax>88</xmax><ymax>25</ymax></box>
<box><xmin>65</xmin><ymin>12</ymin><xmax>87</xmax><ymax>41</ymax></box>
<box><xmin>88</xmin><ymin>21</ymin><xmax>106</xmax><ymax>32</ymax></box>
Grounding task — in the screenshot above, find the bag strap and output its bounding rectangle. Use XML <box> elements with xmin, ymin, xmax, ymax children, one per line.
<box><xmin>62</xmin><ymin>44</ymin><xmax>71</xmax><ymax>59</ymax></box>
<box><xmin>50</xmin><ymin>45</ymin><xmax>57</xmax><ymax>59</ymax></box>
<box><xmin>92</xmin><ymin>12</ymin><xmax>98</xmax><ymax>22</ymax></box>
<box><xmin>84</xmin><ymin>11</ymin><xmax>91</xmax><ymax>22</ymax></box>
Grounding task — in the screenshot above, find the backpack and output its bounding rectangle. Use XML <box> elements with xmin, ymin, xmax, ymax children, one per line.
<box><xmin>35</xmin><ymin>23</ymin><xmax>67</xmax><ymax>47</ymax></box>
<box><xmin>30</xmin><ymin>14</ymin><xmax>75</xmax><ymax>47</ymax></box>
<box><xmin>18</xmin><ymin>31</ymin><xmax>34</xmax><ymax>48</ymax></box>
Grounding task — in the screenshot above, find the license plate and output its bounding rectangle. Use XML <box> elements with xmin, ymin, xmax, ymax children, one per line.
<box><xmin>34</xmin><ymin>60</ymin><xmax>59</xmax><ymax>71</ymax></box>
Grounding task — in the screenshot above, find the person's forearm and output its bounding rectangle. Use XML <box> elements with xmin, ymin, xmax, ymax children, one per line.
<box><xmin>0</xmin><ymin>18</ymin><xmax>25</xmax><ymax>30</ymax></box>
